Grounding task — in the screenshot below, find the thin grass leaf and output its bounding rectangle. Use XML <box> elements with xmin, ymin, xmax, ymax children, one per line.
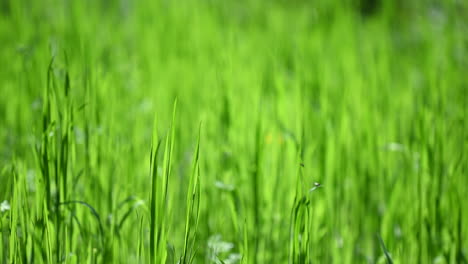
<box><xmin>378</xmin><ymin>235</ymin><xmax>394</xmax><ymax>264</ymax></box>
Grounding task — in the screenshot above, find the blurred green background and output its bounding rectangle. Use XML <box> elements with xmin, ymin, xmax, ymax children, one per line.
<box><xmin>0</xmin><ymin>0</ymin><xmax>467</xmax><ymax>263</ymax></box>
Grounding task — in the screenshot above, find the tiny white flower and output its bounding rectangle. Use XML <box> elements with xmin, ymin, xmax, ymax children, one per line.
<box><xmin>309</xmin><ymin>182</ymin><xmax>322</xmax><ymax>192</ymax></box>
<box><xmin>214</xmin><ymin>181</ymin><xmax>235</xmax><ymax>192</ymax></box>
<box><xmin>1</xmin><ymin>200</ymin><xmax>10</xmax><ymax>212</ymax></box>
<box><xmin>383</xmin><ymin>142</ymin><xmax>405</xmax><ymax>152</ymax></box>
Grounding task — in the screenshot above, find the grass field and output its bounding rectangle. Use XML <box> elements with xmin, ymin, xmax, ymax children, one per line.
<box><xmin>0</xmin><ymin>0</ymin><xmax>467</xmax><ymax>263</ymax></box>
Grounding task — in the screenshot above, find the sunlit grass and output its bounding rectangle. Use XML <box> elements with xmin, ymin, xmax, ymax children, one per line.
<box><xmin>0</xmin><ymin>0</ymin><xmax>467</xmax><ymax>263</ymax></box>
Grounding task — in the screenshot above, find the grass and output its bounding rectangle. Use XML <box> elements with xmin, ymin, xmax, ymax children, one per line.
<box><xmin>0</xmin><ymin>0</ymin><xmax>467</xmax><ymax>263</ymax></box>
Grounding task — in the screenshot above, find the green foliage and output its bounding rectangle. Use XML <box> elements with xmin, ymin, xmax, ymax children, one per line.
<box><xmin>0</xmin><ymin>0</ymin><xmax>467</xmax><ymax>263</ymax></box>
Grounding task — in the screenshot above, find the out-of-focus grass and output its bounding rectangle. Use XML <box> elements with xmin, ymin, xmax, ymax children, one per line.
<box><xmin>0</xmin><ymin>0</ymin><xmax>467</xmax><ymax>263</ymax></box>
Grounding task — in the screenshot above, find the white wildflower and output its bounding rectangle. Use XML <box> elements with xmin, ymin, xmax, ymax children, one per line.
<box><xmin>1</xmin><ymin>200</ymin><xmax>10</xmax><ymax>212</ymax></box>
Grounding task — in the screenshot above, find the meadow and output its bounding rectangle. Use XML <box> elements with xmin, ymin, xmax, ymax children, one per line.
<box><xmin>0</xmin><ymin>0</ymin><xmax>467</xmax><ymax>263</ymax></box>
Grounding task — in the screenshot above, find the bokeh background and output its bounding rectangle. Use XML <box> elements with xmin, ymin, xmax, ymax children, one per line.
<box><xmin>0</xmin><ymin>0</ymin><xmax>467</xmax><ymax>263</ymax></box>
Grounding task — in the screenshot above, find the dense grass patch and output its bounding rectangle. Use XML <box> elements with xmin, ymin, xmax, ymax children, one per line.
<box><xmin>0</xmin><ymin>0</ymin><xmax>467</xmax><ymax>263</ymax></box>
